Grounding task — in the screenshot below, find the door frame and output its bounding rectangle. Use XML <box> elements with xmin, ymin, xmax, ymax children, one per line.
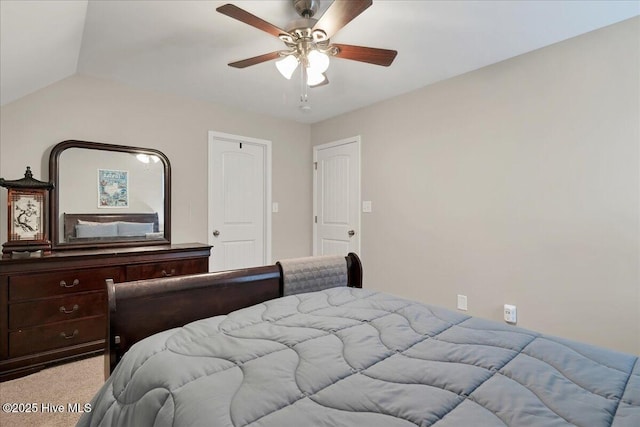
<box><xmin>312</xmin><ymin>135</ymin><xmax>361</xmax><ymax>256</ymax></box>
<box><xmin>207</xmin><ymin>131</ymin><xmax>272</xmax><ymax>269</ymax></box>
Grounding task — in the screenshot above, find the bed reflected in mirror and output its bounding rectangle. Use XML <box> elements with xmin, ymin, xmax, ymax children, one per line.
<box><xmin>49</xmin><ymin>140</ymin><xmax>171</xmax><ymax>250</ymax></box>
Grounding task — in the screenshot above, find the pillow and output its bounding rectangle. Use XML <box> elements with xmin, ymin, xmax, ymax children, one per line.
<box><xmin>77</xmin><ymin>219</ymin><xmax>104</xmax><ymax>226</ymax></box>
<box><xmin>75</xmin><ymin>223</ymin><xmax>118</xmax><ymax>238</ymax></box>
<box><xmin>117</xmin><ymin>222</ymin><xmax>154</xmax><ymax>237</ymax></box>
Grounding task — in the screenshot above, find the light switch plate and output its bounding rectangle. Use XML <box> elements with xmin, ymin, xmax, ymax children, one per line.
<box><xmin>362</xmin><ymin>201</ymin><xmax>372</xmax><ymax>213</ymax></box>
<box><xmin>457</xmin><ymin>294</ymin><xmax>468</xmax><ymax>311</ymax></box>
<box><xmin>272</xmin><ymin>202</ymin><xmax>279</xmax><ymax>213</ymax></box>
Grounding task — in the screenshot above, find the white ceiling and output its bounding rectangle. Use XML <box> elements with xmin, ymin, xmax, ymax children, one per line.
<box><xmin>1</xmin><ymin>0</ymin><xmax>638</xmax><ymax>124</ymax></box>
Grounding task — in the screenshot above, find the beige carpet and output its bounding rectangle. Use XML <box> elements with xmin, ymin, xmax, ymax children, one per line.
<box><xmin>0</xmin><ymin>356</ymin><xmax>104</xmax><ymax>427</ymax></box>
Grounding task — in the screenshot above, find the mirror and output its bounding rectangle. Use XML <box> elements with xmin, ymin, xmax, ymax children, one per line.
<box><xmin>49</xmin><ymin>140</ymin><xmax>171</xmax><ymax>250</ymax></box>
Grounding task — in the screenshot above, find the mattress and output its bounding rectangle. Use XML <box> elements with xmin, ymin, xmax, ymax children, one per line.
<box><xmin>78</xmin><ymin>287</ymin><xmax>640</xmax><ymax>426</ymax></box>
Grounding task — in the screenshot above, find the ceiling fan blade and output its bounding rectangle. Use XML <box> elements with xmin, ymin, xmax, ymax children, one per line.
<box><xmin>228</xmin><ymin>51</ymin><xmax>281</xmax><ymax>69</ymax></box>
<box><xmin>312</xmin><ymin>0</ymin><xmax>372</xmax><ymax>40</ymax></box>
<box><xmin>332</xmin><ymin>44</ymin><xmax>397</xmax><ymax>66</ymax></box>
<box><xmin>217</xmin><ymin>4</ymin><xmax>291</xmax><ymax>39</ymax></box>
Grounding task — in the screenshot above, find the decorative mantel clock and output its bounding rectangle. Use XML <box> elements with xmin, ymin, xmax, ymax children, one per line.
<box><xmin>0</xmin><ymin>167</ymin><xmax>54</xmax><ymax>258</ymax></box>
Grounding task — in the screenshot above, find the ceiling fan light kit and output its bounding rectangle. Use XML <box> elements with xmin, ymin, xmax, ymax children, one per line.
<box><xmin>217</xmin><ymin>0</ymin><xmax>397</xmax><ymax>109</ymax></box>
<box><xmin>276</xmin><ymin>48</ymin><xmax>330</xmax><ymax>84</ymax></box>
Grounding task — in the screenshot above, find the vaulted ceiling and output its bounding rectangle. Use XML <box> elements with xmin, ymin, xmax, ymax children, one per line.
<box><xmin>1</xmin><ymin>1</ymin><xmax>638</xmax><ymax>124</ymax></box>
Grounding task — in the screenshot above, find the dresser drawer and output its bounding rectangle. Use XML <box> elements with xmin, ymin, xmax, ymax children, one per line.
<box><xmin>126</xmin><ymin>258</ymin><xmax>208</xmax><ymax>280</ymax></box>
<box><xmin>9</xmin><ymin>267</ymin><xmax>121</xmax><ymax>301</ymax></box>
<box><xmin>9</xmin><ymin>316</ymin><xmax>105</xmax><ymax>358</ymax></box>
<box><xmin>9</xmin><ymin>292</ymin><xmax>107</xmax><ymax>329</ymax></box>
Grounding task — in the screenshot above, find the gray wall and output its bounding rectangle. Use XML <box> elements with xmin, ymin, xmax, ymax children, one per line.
<box><xmin>0</xmin><ymin>74</ymin><xmax>312</xmax><ymax>261</ymax></box>
<box><xmin>312</xmin><ymin>17</ymin><xmax>640</xmax><ymax>354</ymax></box>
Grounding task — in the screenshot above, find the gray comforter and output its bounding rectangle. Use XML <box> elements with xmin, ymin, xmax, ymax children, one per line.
<box><xmin>79</xmin><ymin>287</ymin><xmax>639</xmax><ymax>426</ymax></box>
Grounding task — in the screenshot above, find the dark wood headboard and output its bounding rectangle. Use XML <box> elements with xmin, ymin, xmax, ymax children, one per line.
<box><xmin>105</xmin><ymin>253</ymin><xmax>363</xmax><ymax>378</ymax></box>
<box><xmin>64</xmin><ymin>212</ymin><xmax>159</xmax><ymax>241</ymax></box>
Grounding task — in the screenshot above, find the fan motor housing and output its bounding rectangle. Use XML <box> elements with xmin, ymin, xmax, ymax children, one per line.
<box><xmin>294</xmin><ymin>0</ymin><xmax>320</xmax><ymax>18</ymax></box>
<box><xmin>286</xmin><ymin>18</ymin><xmax>317</xmax><ymax>35</ymax></box>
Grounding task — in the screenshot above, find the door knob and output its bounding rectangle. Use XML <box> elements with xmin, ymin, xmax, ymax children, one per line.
<box><xmin>348</xmin><ymin>230</ymin><xmax>355</xmax><ymax>237</ymax></box>
<box><xmin>212</xmin><ymin>230</ymin><xmax>220</xmax><ymax>237</ymax></box>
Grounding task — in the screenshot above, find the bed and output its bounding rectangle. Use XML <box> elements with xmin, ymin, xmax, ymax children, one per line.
<box><xmin>79</xmin><ymin>254</ymin><xmax>639</xmax><ymax>427</ymax></box>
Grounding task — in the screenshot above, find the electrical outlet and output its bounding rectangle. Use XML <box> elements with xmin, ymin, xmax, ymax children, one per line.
<box><xmin>457</xmin><ymin>295</ymin><xmax>468</xmax><ymax>311</ymax></box>
<box><xmin>504</xmin><ymin>304</ymin><xmax>517</xmax><ymax>324</ymax></box>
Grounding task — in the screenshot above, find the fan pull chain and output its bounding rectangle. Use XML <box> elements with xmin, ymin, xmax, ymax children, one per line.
<box><xmin>299</xmin><ymin>66</ymin><xmax>311</xmax><ymax>112</ymax></box>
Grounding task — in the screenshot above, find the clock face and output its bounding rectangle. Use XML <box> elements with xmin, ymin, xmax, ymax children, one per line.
<box><xmin>12</xmin><ymin>194</ymin><xmax>42</xmax><ymax>240</ymax></box>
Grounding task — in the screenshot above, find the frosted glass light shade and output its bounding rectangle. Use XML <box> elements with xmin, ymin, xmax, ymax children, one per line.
<box><xmin>306</xmin><ymin>70</ymin><xmax>327</xmax><ymax>86</ymax></box>
<box><xmin>307</xmin><ymin>50</ymin><xmax>330</xmax><ymax>74</ymax></box>
<box><xmin>275</xmin><ymin>55</ymin><xmax>299</xmax><ymax>79</ymax></box>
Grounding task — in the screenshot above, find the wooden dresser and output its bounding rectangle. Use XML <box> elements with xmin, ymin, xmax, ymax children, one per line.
<box><xmin>0</xmin><ymin>243</ymin><xmax>211</xmax><ymax>381</ymax></box>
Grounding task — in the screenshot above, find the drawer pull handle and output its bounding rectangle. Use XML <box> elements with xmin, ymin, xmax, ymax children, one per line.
<box><xmin>162</xmin><ymin>269</ymin><xmax>176</xmax><ymax>277</ymax></box>
<box><xmin>60</xmin><ymin>279</ymin><xmax>80</xmax><ymax>288</ymax></box>
<box><xmin>59</xmin><ymin>304</ymin><xmax>79</xmax><ymax>314</ymax></box>
<box><xmin>60</xmin><ymin>329</ymin><xmax>79</xmax><ymax>340</ymax></box>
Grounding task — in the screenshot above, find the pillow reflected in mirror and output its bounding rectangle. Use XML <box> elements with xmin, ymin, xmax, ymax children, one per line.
<box><xmin>117</xmin><ymin>222</ymin><xmax>154</xmax><ymax>237</ymax></box>
<box><xmin>75</xmin><ymin>223</ymin><xmax>118</xmax><ymax>238</ymax></box>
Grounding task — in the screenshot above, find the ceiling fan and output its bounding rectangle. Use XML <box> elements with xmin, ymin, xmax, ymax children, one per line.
<box><xmin>216</xmin><ymin>0</ymin><xmax>397</xmax><ymax>89</ymax></box>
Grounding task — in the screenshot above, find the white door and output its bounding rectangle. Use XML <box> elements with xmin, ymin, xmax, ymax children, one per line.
<box><xmin>208</xmin><ymin>132</ymin><xmax>272</xmax><ymax>271</ymax></box>
<box><xmin>313</xmin><ymin>136</ymin><xmax>361</xmax><ymax>256</ymax></box>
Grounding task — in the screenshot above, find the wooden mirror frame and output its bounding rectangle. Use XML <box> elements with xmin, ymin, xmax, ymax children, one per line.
<box><xmin>49</xmin><ymin>140</ymin><xmax>171</xmax><ymax>250</ymax></box>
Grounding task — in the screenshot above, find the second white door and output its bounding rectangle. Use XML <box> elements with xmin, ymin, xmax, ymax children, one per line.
<box><xmin>208</xmin><ymin>132</ymin><xmax>271</xmax><ymax>271</ymax></box>
<box><xmin>313</xmin><ymin>137</ymin><xmax>361</xmax><ymax>256</ymax></box>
